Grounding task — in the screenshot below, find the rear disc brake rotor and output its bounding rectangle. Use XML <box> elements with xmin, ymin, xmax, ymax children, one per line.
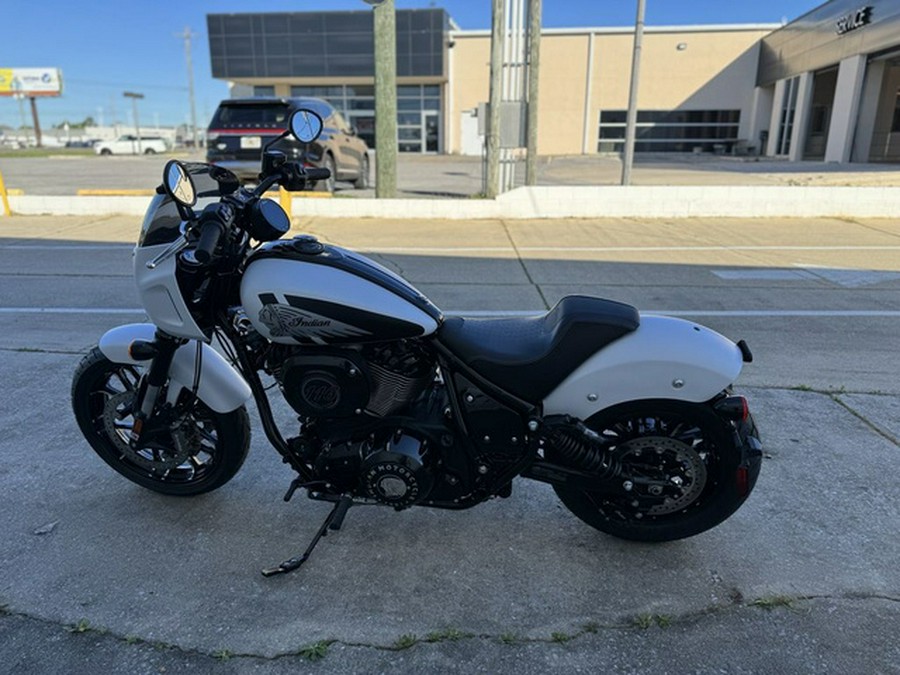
<box><xmin>616</xmin><ymin>435</ymin><xmax>708</xmax><ymax>515</ymax></box>
<box><xmin>103</xmin><ymin>391</ymin><xmax>191</xmax><ymax>473</ymax></box>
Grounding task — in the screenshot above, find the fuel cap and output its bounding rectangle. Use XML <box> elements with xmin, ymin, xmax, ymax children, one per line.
<box><xmin>291</xmin><ymin>234</ymin><xmax>324</xmax><ymax>255</ymax></box>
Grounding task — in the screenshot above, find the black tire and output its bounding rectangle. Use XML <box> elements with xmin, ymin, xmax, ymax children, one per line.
<box><xmin>71</xmin><ymin>347</ymin><xmax>250</xmax><ymax>496</ymax></box>
<box><xmin>100</xmin><ymin>148</ymin><xmax>112</xmax><ymax>156</ymax></box>
<box><xmin>316</xmin><ymin>154</ymin><xmax>336</xmax><ymax>193</ymax></box>
<box><xmin>143</xmin><ymin>148</ymin><xmax>156</xmax><ymax>155</ymax></box>
<box><xmin>550</xmin><ymin>399</ymin><xmax>760</xmax><ymax>542</ymax></box>
<box><xmin>353</xmin><ymin>155</ymin><xmax>369</xmax><ymax>189</ymax></box>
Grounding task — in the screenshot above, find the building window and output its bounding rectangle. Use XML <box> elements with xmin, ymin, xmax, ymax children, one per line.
<box><xmin>291</xmin><ymin>83</ymin><xmax>441</xmax><ymax>152</ymax></box>
<box><xmin>597</xmin><ymin>109</ymin><xmax>740</xmax><ymax>153</ymax></box>
<box><xmin>775</xmin><ymin>76</ymin><xmax>800</xmax><ymax>156</ymax></box>
<box><xmin>253</xmin><ymin>85</ymin><xmax>275</xmax><ymax>97</ymax></box>
<box><xmin>891</xmin><ymin>90</ymin><xmax>900</xmax><ymax>133</ymax></box>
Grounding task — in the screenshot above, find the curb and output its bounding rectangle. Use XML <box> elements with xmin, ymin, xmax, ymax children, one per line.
<box><xmin>3</xmin><ymin>185</ymin><xmax>900</xmax><ymax>219</ymax></box>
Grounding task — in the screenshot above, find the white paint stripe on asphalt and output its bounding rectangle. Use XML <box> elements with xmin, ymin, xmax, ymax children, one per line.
<box><xmin>2</xmin><ymin>307</ymin><xmax>900</xmax><ymax>318</ymax></box>
<box><xmin>0</xmin><ymin>245</ymin><xmax>133</xmax><ymax>250</ymax></box>
<box><xmin>0</xmin><ymin>308</ymin><xmax>146</xmax><ymax>315</ymax></box>
<box><xmin>363</xmin><ymin>245</ymin><xmax>900</xmax><ymax>253</ymax></box>
<box><xmin>4</xmin><ymin>244</ymin><xmax>900</xmax><ymax>253</ymax></box>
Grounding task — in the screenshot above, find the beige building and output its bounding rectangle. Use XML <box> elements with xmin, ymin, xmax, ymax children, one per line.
<box><xmin>208</xmin><ymin>2</ymin><xmax>900</xmax><ymax>163</ymax></box>
<box><xmin>448</xmin><ymin>25</ymin><xmax>776</xmax><ymax>156</ymax></box>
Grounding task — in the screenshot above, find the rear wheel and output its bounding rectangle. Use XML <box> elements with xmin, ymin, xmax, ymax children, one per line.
<box><xmin>72</xmin><ymin>347</ymin><xmax>250</xmax><ymax>496</ymax></box>
<box><xmin>550</xmin><ymin>399</ymin><xmax>759</xmax><ymax>542</ymax></box>
<box><xmin>99</xmin><ymin>148</ymin><xmax>112</xmax><ymax>156</ymax></box>
<box><xmin>144</xmin><ymin>148</ymin><xmax>157</xmax><ymax>155</ymax></box>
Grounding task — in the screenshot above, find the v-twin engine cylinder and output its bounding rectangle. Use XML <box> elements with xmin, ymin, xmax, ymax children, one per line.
<box><xmin>273</xmin><ymin>342</ymin><xmax>434</xmax><ymax>420</ymax></box>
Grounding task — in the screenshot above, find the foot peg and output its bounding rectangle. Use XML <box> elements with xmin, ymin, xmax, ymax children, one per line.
<box><xmin>261</xmin><ymin>494</ymin><xmax>354</xmax><ymax>577</ymax></box>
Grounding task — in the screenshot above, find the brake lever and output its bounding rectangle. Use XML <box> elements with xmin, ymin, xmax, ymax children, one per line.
<box><xmin>146</xmin><ymin>233</ymin><xmax>191</xmax><ymax>269</ymax></box>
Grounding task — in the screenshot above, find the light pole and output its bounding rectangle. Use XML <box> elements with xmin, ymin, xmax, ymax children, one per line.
<box><xmin>176</xmin><ymin>26</ymin><xmax>200</xmax><ymax>149</ymax></box>
<box><xmin>123</xmin><ymin>91</ymin><xmax>144</xmax><ymax>154</ymax></box>
<box><xmin>364</xmin><ymin>0</ymin><xmax>398</xmax><ymax>198</ymax></box>
<box><xmin>621</xmin><ymin>0</ymin><xmax>646</xmax><ymax>186</ymax></box>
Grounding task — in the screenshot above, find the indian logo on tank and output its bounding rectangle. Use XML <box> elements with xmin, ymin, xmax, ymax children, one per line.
<box><xmin>258</xmin><ymin>299</ymin><xmax>371</xmax><ymax>344</ymax></box>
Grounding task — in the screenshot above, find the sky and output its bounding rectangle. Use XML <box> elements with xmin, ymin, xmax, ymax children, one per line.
<box><xmin>0</xmin><ymin>0</ymin><xmax>825</xmax><ymax>131</ymax></box>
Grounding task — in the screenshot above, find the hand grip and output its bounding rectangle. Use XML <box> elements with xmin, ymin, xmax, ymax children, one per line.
<box><xmin>193</xmin><ymin>220</ymin><xmax>225</xmax><ymax>264</ymax></box>
<box><xmin>304</xmin><ymin>167</ymin><xmax>331</xmax><ymax>181</ymax></box>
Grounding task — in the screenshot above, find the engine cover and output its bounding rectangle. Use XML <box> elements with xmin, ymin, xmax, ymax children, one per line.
<box><xmin>280</xmin><ymin>353</ymin><xmax>369</xmax><ymax>417</ymax></box>
<box><xmin>362</xmin><ymin>431</ymin><xmax>434</xmax><ymax>509</ymax></box>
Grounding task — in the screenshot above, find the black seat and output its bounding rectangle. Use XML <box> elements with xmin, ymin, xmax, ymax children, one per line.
<box><xmin>438</xmin><ymin>296</ymin><xmax>639</xmax><ymax>402</ymax></box>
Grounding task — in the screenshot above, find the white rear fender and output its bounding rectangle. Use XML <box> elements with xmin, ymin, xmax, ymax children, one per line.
<box><xmin>98</xmin><ymin>324</ymin><xmax>252</xmax><ymax>414</ymax></box>
<box><xmin>542</xmin><ymin>314</ymin><xmax>745</xmax><ymax>420</ymax></box>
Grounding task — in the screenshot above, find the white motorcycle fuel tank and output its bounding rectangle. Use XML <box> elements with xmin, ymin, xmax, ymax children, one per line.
<box><xmin>241</xmin><ymin>235</ymin><xmax>442</xmax><ymax>345</ymax></box>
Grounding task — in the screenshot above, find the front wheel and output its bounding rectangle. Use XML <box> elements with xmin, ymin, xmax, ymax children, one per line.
<box><xmin>353</xmin><ymin>155</ymin><xmax>369</xmax><ymax>189</ymax></box>
<box><xmin>550</xmin><ymin>399</ymin><xmax>760</xmax><ymax>542</ymax></box>
<box><xmin>71</xmin><ymin>347</ymin><xmax>250</xmax><ymax>496</ymax></box>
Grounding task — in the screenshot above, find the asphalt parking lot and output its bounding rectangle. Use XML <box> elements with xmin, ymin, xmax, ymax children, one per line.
<box><xmin>5</xmin><ymin>151</ymin><xmax>900</xmax><ymax>198</ymax></box>
<box><xmin>0</xmin><ymin>213</ymin><xmax>899</xmax><ymax>673</ymax></box>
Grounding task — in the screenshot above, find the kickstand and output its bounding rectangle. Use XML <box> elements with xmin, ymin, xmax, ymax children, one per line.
<box><xmin>261</xmin><ymin>494</ymin><xmax>353</xmax><ymax>577</ymax></box>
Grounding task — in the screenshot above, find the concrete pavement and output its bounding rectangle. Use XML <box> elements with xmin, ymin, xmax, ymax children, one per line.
<box><xmin>0</xmin><ymin>214</ymin><xmax>898</xmax><ymax>673</ymax></box>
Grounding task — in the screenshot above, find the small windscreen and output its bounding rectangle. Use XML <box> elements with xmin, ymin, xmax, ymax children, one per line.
<box><xmin>139</xmin><ymin>163</ymin><xmax>240</xmax><ymax>248</ymax></box>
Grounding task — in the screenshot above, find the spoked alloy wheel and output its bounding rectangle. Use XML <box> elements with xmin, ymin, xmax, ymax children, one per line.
<box><xmin>72</xmin><ymin>347</ymin><xmax>250</xmax><ymax>496</ymax></box>
<box><xmin>551</xmin><ymin>399</ymin><xmax>757</xmax><ymax>542</ymax></box>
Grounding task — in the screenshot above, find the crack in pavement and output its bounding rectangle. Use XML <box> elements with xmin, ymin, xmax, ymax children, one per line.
<box><xmin>500</xmin><ymin>219</ymin><xmax>549</xmax><ymax>310</ymax></box>
<box><xmin>830</xmin><ymin>394</ymin><xmax>900</xmax><ymax>447</ymax></box>
<box><xmin>2</xmin><ymin>592</ymin><xmax>898</xmax><ymax>663</ymax></box>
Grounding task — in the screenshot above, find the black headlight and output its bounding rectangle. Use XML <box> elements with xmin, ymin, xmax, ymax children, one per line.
<box><xmin>248</xmin><ymin>198</ymin><xmax>290</xmax><ymax>242</ymax></box>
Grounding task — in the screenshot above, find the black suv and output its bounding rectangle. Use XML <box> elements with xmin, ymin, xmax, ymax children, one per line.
<box><xmin>206</xmin><ymin>97</ymin><xmax>370</xmax><ymax>192</ymax></box>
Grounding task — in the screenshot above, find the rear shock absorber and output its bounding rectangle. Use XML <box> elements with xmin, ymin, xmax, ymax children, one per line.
<box><xmin>545</xmin><ymin>418</ymin><xmax>621</xmax><ymax>480</ymax></box>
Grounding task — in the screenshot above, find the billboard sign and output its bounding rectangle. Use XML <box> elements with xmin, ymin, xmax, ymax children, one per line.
<box><xmin>0</xmin><ymin>68</ymin><xmax>63</xmax><ymax>97</ymax></box>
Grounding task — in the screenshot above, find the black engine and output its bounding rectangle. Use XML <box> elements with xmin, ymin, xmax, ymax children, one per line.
<box><xmin>269</xmin><ymin>340</ymin><xmax>474</xmax><ymax>508</ymax></box>
<box><xmin>273</xmin><ymin>341</ymin><xmax>434</xmax><ymax>420</ymax></box>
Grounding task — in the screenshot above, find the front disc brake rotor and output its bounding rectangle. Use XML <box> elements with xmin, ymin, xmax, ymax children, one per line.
<box><xmin>103</xmin><ymin>391</ymin><xmax>191</xmax><ymax>473</ymax></box>
<box><xmin>616</xmin><ymin>435</ymin><xmax>708</xmax><ymax>515</ymax></box>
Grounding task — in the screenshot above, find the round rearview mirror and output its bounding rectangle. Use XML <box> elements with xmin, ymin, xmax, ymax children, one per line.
<box><xmin>162</xmin><ymin>160</ymin><xmax>197</xmax><ymax>207</ymax></box>
<box><xmin>289</xmin><ymin>109</ymin><xmax>324</xmax><ymax>143</ymax></box>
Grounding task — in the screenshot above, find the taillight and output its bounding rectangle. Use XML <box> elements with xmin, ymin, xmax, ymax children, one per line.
<box><xmin>736</xmin><ymin>466</ymin><xmax>749</xmax><ymax>498</ymax></box>
<box><xmin>714</xmin><ymin>395</ymin><xmax>749</xmax><ymax>421</ymax></box>
<box><xmin>206</xmin><ymin>132</ymin><xmax>219</xmax><ymax>143</ymax></box>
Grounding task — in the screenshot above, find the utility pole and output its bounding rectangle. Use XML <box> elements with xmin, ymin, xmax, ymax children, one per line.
<box><xmin>177</xmin><ymin>26</ymin><xmax>200</xmax><ymax>149</ymax></box>
<box><xmin>486</xmin><ymin>0</ymin><xmax>504</xmax><ymax>198</ymax></box>
<box><xmin>525</xmin><ymin>0</ymin><xmax>542</xmax><ymax>186</ymax></box>
<box><xmin>123</xmin><ymin>91</ymin><xmax>144</xmax><ymax>153</ymax></box>
<box><xmin>366</xmin><ymin>0</ymin><xmax>398</xmax><ymax>198</ymax></box>
<box><xmin>621</xmin><ymin>0</ymin><xmax>646</xmax><ymax>186</ymax></box>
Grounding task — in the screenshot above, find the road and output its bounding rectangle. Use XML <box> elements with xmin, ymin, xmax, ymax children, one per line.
<box><xmin>5</xmin><ymin>151</ymin><xmax>900</xmax><ymax>197</ymax></box>
<box><xmin>0</xmin><ymin>213</ymin><xmax>898</xmax><ymax>673</ymax></box>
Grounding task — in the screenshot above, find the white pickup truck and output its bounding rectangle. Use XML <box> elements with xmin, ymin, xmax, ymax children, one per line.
<box><xmin>95</xmin><ymin>135</ymin><xmax>168</xmax><ymax>156</ymax></box>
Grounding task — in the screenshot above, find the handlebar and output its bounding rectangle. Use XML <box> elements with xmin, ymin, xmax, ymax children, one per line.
<box><xmin>192</xmin><ymin>202</ymin><xmax>233</xmax><ymax>264</ymax></box>
<box><xmin>303</xmin><ymin>167</ymin><xmax>331</xmax><ymax>181</ymax></box>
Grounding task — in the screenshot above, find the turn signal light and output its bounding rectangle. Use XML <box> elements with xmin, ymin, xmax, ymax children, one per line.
<box><xmin>714</xmin><ymin>395</ymin><xmax>749</xmax><ymax>421</ymax></box>
<box><xmin>128</xmin><ymin>340</ymin><xmax>158</xmax><ymax>361</ymax></box>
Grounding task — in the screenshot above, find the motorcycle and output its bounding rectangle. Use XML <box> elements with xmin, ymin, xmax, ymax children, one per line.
<box><xmin>71</xmin><ymin>109</ymin><xmax>763</xmax><ymax>576</ymax></box>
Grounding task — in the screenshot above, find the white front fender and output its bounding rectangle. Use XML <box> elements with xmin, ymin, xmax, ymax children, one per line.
<box><xmin>98</xmin><ymin>324</ymin><xmax>252</xmax><ymax>414</ymax></box>
<box><xmin>543</xmin><ymin>314</ymin><xmax>744</xmax><ymax>420</ymax></box>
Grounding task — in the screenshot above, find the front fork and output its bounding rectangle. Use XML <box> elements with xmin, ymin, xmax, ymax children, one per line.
<box><xmin>129</xmin><ymin>331</ymin><xmax>184</xmax><ymax>446</ymax></box>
